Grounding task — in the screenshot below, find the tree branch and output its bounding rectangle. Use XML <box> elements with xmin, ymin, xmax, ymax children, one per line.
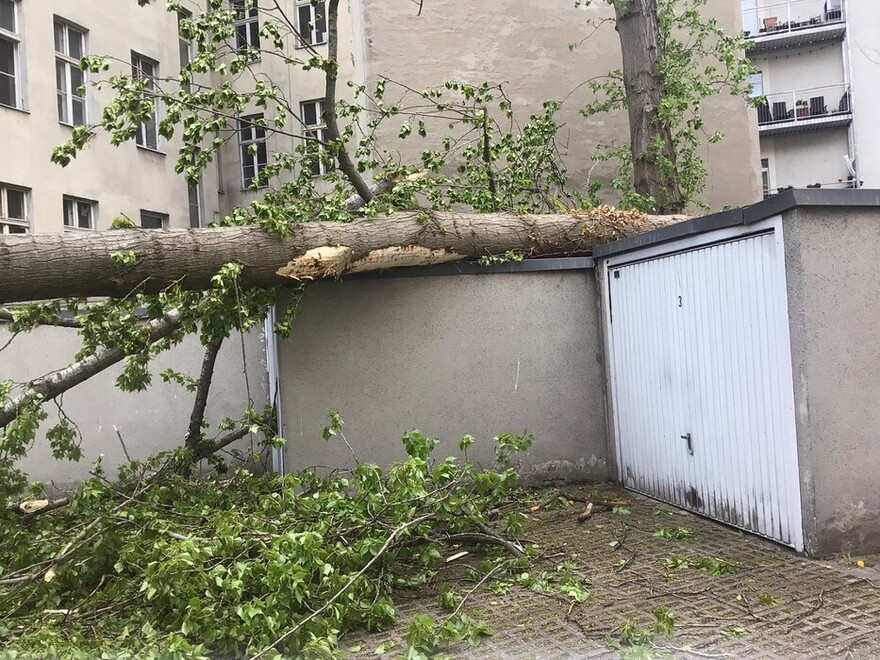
<box><xmin>186</xmin><ymin>339</ymin><xmax>223</xmax><ymax>451</ymax></box>
<box><xmin>325</xmin><ymin>0</ymin><xmax>374</xmax><ymax>204</ymax></box>
<box><xmin>0</xmin><ymin>306</ymin><xmax>192</xmax><ymax>428</ymax></box>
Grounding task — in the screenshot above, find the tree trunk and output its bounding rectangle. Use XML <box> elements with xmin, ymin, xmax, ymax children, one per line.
<box><xmin>613</xmin><ymin>0</ymin><xmax>684</xmax><ymax>213</ymax></box>
<box><xmin>0</xmin><ymin>209</ymin><xmax>683</xmax><ymax>304</ymax></box>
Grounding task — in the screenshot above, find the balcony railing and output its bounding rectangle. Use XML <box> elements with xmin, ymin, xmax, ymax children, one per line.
<box><xmin>743</xmin><ymin>0</ymin><xmax>844</xmax><ymax>39</ymax></box>
<box><xmin>756</xmin><ymin>83</ymin><xmax>852</xmax><ymax>134</ymax></box>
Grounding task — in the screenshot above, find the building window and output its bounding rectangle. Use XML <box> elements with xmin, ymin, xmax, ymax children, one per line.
<box><xmin>239</xmin><ymin>114</ymin><xmax>268</xmax><ymax>188</ymax></box>
<box><xmin>131</xmin><ymin>52</ymin><xmax>159</xmax><ymax>150</ymax></box>
<box><xmin>748</xmin><ymin>71</ymin><xmax>763</xmax><ymax>98</ymax></box>
<box><xmin>63</xmin><ymin>195</ymin><xmax>96</xmax><ymax>229</ymax></box>
<box><xmin>188</xmin><ymin>181</ymin><xmax>203</xmax><ymax>227</ymax></box>
<box><xmin>178</xmin><ymin>11</ymin><xmax>193</xmax><ymax>93</ymax></box>
<box><xmin>301</xmin><ymin>99</ymin><xmax>331</xmax><ymax>176</ymax></box>
<box><xmin>0</xmin><ymin>0</ymin><xmax>21</xmax><ymax>110</ymax></box>
<box><xmin>296</xmin><ymin>0</ymin><xmax>327</xmax><ymax>47</ymax></box>
<box><xmin>140</xmin><ymin>210</ymin><xmax>168</xmax><ymax>229</ymax></box>
<box><xmin>761</xmin><ymin>158</ymin><xmax>771</xmax><ymax>199</ymax></box>
<box><xmin>232</xmin><ymin>0</ymin><xmax>260</xmax><ymax>53</ymax></box>
<box><xmin>0</xmin><ymin>182</ymin><xmax>28</xmax><ymax>234</ymax></box>
<box><xmin>54</xmin><ymin>19</ymin><xmax>87</xmax><ymax>125</ymax></box>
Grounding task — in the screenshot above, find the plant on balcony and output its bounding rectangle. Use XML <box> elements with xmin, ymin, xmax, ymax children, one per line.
<box><xmin>795</xmin><ymin>100</ymin><xmax>809</xmax><ymax>118</ymax></box>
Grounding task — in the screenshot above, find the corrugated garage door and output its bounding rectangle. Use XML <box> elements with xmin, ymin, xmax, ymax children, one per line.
<box><xmin>606</xmin><ymin>231</ymin><xmax>803</xmax><ymax>550</ymax></box>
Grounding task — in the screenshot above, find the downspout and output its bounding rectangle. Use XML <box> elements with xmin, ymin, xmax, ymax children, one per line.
<box><xmin>264</xmin><ymin>307</ymin><xmax>285</xmax><ymax>475</ymax></box>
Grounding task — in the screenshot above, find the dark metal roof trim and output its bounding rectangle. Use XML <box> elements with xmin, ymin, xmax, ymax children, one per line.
<box><xmin>593</xmin><ymin>188</ymin><xmax>880</xmax><ymax>259</ymax></box>
<box><xmin>332</xmin><ymin>256</ymin><xmax>595</xmax><ymax>282</ymax></box>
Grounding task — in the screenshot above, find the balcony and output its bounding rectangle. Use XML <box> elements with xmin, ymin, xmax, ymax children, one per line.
<box><xmin>743</xmin><ymin>0</ymin><xmax>846</xmax><ymax>54</ymax></box>
<box><xmin>756</xmin><ymin>84</ymin><xmax>852</xmax><ymax>137</ymax></box>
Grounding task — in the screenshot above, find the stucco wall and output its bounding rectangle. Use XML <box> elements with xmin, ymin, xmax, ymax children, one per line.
<box><xmin>351</xmin><ymin>0</ymin><xmax>761</xmax><ymax>212</ymax></box>
<box><xmin>761</xmin><ymin>130</ymin><xmax>851</xmax><ymax>191</ymax></box>
<box><xmin>277</xmin><ymin>268</ymin><xmax>609</xmax><ymax>484</ymax></box>
<box><xmin>783</xmin><ymin>205</ymin><xmax>880</xmax><ymax>555</ymax></box>
<box><xmin>0</xmin><ymin>325</ymin><xmax>269</xmax><ymax>490</ymax></box>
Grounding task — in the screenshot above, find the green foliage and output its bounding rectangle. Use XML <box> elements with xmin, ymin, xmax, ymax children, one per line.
<box><xmin>0</xmin><ymin>428</ymin><xmax>531</xmax><ymax>657</ymax></box>
<box><xmin>694</xmin><ymin>556</ymin><xmax>738</xmax><ymax>575</ymax></box>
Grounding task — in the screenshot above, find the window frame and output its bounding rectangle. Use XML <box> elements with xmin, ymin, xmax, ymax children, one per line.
<box><xmin>131</xmin><ymin>51</ymin><xmax>160</xmax><ymax>151</ymax></box>
<box><xmin>232</xmin><ymin>0</ymin><xmax>260</xmax><ymax>54</ymax></box>
<box><xmin>238</xmin><ymin>113</ymin><xmax>268</xmax><ymax>189</ymax></box>
<box><xmin>62</xmin><ymin>195</ymin><xmax>96</xmax><ymax>230</ymax></box>
<box><xmin>54</xmin><ymin>18</ymin><xmax>88</xmax><ymax>126</ymax></box>
<box><xmin>178</xmin><ymin>10</ymin><xmax>193</xmax><ymax>93</ymax></box>
<box><xmin>140</xmin><ymin>210</ymin><xmax>168</xmax><ymax>229</ymax></box>
<box><xmin>301</xmin><ymin>98</ymin><xmax>331</xmax><ymax>177</ymax></box>
<box><xmin>0</xmin><ymin>0</ymin><xmax>23</xmax><ymax>111</ymax></box>
<box><xmin>188</xmin><ymin>180</ymin><xmax>203</xmax><ymax>228</ymax></box>
<box><xmin>0</xmin><ymin>182</ymin><xmax>30</xmax><ymax>234</ymax></box>
<box><xmin>295</xmin><ymin>0</ymin><xmax>327</xmax><ymax>47</ymax></box>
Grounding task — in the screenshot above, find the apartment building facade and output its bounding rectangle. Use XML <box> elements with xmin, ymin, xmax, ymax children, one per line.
<box><xmin>1</xmin><ymin>0</ymin><xmax>760</xmax><ymax>239</ymax></box>
<box><xmin>0</xmin><ymin>0</ymin><xmax>225</xmax><ymax>234</ymax></box>
<box><xmin>742</xmin><ymin>0</ymin><xmax>879</xmax><ymax>196</ymax></box>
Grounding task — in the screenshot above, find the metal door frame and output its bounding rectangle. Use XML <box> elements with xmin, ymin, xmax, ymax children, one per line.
<box><xmin>599</xmin><ymin>215</ymin><xmax>804</xmax><ymax>550</ymax></box>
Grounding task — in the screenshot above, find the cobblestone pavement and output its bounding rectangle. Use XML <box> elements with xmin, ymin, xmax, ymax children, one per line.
<box><xmin>346</xmin><ymin>484</ymin><xmax>880</xmax><ymax>659</ymax></box>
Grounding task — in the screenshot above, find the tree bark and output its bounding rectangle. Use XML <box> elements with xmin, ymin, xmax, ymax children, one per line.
<box><xmin>0</xmin><ymin>209</ymin><xmax>683</xmax><ymax>304</ymax></box>
<box><xmin>186</xmin><ymin>339</ymin><xmax>223</xmax><ymax>451</ymax></box>
<box><xmin>613</xmin><ymin>0</ymin><xmax>684</xmax><ymax>213</ymax></box>
<box><xmin>324</xmin><ymin>0</ymin><xmax>374</xmax><ymax>205</ymax></box>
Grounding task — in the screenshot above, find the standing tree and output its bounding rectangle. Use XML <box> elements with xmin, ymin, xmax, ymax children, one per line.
<box><xmin>579</xmin><ymin>0</ymin><xmax>755</xmax><ymax>212</ymax></box>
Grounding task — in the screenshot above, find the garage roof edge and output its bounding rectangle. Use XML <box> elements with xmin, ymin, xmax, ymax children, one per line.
<box><xmin>592</xmin><ymin>188</ymin><xmax>880</xmax><ymax>259</ymax></box>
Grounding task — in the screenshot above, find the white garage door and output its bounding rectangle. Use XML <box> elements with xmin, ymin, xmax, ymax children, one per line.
<box><xmin>606</xmin><ymin>229</ymin><xmax>803</xmax><ymax>550</ymax></box>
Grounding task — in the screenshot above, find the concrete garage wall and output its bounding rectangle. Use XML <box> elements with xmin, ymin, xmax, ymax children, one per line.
<box><xmin>783</xmin><ymin>205</ymin><xmax>880</xmax><ymax>555</ymax></box>
<box><xmin>1</xmin><ymin>326</ymin><xmax>269</xmax><ymax>490</ymax></box>
<box><xmin>277</xmin><ymin>266</ymin><xmax>610</xmax><ymax>484</ymax></box>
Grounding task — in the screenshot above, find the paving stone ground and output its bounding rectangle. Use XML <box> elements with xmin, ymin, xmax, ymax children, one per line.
<box><xmin>345</xmin><ymin>484</ymin><xmax>880</xmax><ymax>659</ymax></box>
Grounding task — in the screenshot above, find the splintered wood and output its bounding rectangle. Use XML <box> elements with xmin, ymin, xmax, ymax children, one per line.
<box><xmin>529</xmin><ymin>489</ymin><xmax>631</xmax><ymax>523</ymax></box>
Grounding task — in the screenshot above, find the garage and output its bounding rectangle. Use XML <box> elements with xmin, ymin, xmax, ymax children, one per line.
<box><xmin>599</xmin><ymin>217</ymin><xmax>804</xmax><ymax>550</ymax></box>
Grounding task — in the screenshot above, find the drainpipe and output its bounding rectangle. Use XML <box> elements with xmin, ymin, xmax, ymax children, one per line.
<box><xmin>264</xmin><ymin>306</ymin><xmax>285</xmax><ymax>475</ymax></box>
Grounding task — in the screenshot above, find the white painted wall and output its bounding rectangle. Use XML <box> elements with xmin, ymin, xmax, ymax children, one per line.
<box><xmin>846</xmin><ymin>1</ymin><xmax>880</xmax><ymax>188</ymax></box>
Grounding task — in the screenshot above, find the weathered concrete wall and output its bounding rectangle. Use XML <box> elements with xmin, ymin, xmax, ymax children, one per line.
<box><xmin>277</xmin><ymin>268</ymin><xmax>609</xmax><ymax>484</ymax></box>
<box><xmin>352</xmin><ymin>0</ymin><xmax>762</xmax><ymax>211</ymax></box>
<box><xmin>1</xmin><ymin>326</ymin><xmax>269</xmax><ymax>490</ymax></box>
<box><xmin>784</xmin><ymin>205</ymin><xmax>880</xmax><ymax>555</ymax></box>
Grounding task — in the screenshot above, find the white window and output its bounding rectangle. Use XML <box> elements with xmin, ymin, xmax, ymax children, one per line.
<box><xmin>761</xmin><ymin>158</ymin><xmax>771</xmax><ymax>199</ymax></box>
<box><xmin>301</xmin><ymin>99</ymin><xmax>331</xmax><ymax>177</ymax></box>
<box><xmin>296</xmin><ymin>0</ymin><xmax>327</xmax><ymax>47</ymax></box>
<box><xmin>0</xmin><ymin>182</ymin><xmax>28</xmax><ymax>234</ymax></box>
<box><xmin>748</xmin><ymin>71</ymin><xmax>763</xmax><ymax>98</ymax></box>
<box><xmin>178</xmin><ymin>11</ymin><xmax>193</xmax><ymax>93</ymax></box>
<box><xmin>232</xmin><ymin>0</ymin><xmax>260</xmax><ymax>53</ymax></box>
<box><xmin>239</xmin><ymin>114</ymin><xmax>268</xmax><ymax>188</ymax></box>
<box><xmin>188</xmin><ymin>181</ymin><xmax>203</xmax><ymax>227</ymax></box>
<box><xmin>54</xmin><ymin>19</ymin><xmax>87</xmax><ymax>125</ymax></box>
<box><xmin>140</xmin><ymin>210</ymin><xmax>168</xmax><ymax>229</ymax></box>
<box><xmin>131</xmin><ymin>52</ymin><xmax>159</xmax><ymax>150</ymax></box>
<box><xmin>63</xmin><ymin>195</ymin><xmax>96</xmax><ymax>230</ymax></box>
<box><xmin>0</xmin><ymin>0</ymin><xmax>21</xmax><ymax>109</ymax></box>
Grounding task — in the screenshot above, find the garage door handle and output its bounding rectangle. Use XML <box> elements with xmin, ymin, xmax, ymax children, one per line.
<box><xmin>681</xmin><ymin>433</ymin><xmax>694</xmax><ymax>456</ymax></box>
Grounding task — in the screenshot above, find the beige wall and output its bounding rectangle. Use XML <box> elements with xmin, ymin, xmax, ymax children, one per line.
<box><xmin>352</xmin><ymin>0</ymin><xmax>761</xmax><ymax>211</ymax></box>
<box><xmin>1</xmin><ymin>325</ymin><xmax>269</xmax><ymax>490</ymax></box>
<box><xmin>0</xmin><ymin>1</ymin><xmax>221</xmax><ymax>232</ymax></box>
<box><xmin>762</xmin><ymin>130</ymin><xmax>851</xmax><ymax>190</ymax></box>
<box><xmin>277</xmin><ymin>270</ymin><xmax>610</xmax><ymax>485</ymax></box>
<box><xmin>784</xmin><ymin>206</ymin><xmax>880</xmax><ymax>555</ymax></box>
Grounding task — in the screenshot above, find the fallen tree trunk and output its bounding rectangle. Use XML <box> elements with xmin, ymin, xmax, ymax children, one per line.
<box><xmin>0</xmin><ymin>208</ymin><xmax>683</xmax><ymax>304</ymax></box>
